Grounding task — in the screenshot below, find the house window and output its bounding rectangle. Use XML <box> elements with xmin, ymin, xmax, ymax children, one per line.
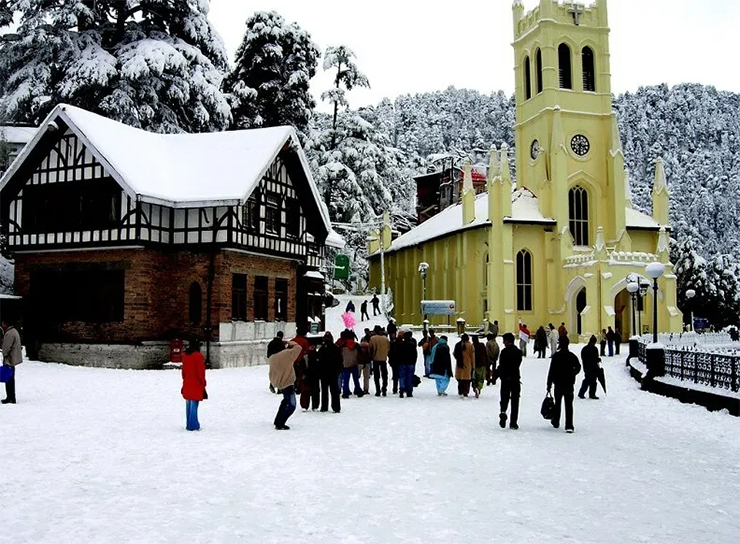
<box><xmin>23</xmin><ymin>179</ymin><xmax>121</xmax><ymax>233</ymax></box>
<box><xmin>536</xmin><ymin>49</ymin><xmax>543</xmax><ymax>93</ymax></box>
<box><xmin>254</xmin><ymin>276</ymin><xmax>269</xmax><ymax>321</ymax></box>
<box><xmin>189</xmin><ymin>282</ymin><xmax>202</xmax><ymax>325</ymax></box>
<box><xmin>265</xmin><ymin>193</ymin><xmax>280</xmax><ymax>234</ymax></box>
<box><xmin>516</xmin><ymin>250</ymin><xmax>533</xmax><ymax>312</ymax></box>
<box><xmin>582</xmin><ymin>47</ymin><xmax>596</xmax><ymax>92</ymax></box>
<box><xmin>559</xmin><ymin>43</ymin><xmax>572</xmax><ymax>89</ymax></box>
<box><xmin>275</xmin><ymin>278</ymin><xmax>288</xmax><ymax>321</ymax></box>
<box><xmin>286</xmin><ymin>198</ymin><xmax>300</xmax><ymax>238</ymax></box>
<box><xmin>569</xmin><ymin>185</ymin><xmax>589</xmax><ymax>246</ymax></box>
<box><xmin>37</xmin><ymin>269</ymin><xmax>124</xmax><ymax>323</ymax></box>
<box><xmin>232</xmin><ymin>273</ymin><xmax>247</xmax><ymax>321</ymax></box>
<box><xmin>244</xmin><ymin>198</ymin><xmax>259</xmax><ymax>232</ymax></box>
<box><xmin>524</xmin><ymin>56</ymin><xmax>532</xmax><ymax>100</ymax></box>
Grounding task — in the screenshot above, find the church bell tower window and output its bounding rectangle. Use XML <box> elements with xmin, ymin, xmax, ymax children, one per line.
<box><xmin>524</xmin><ymin>56</ymin><xmax>532</xmax><ymax>100</ymax></box>
<box><xmin>558</xmin><ymin>43</ymin><xmax>572</xmax><ymax>89</ymax></box>
<box><xmin>516</xmin><ymin>250</ymin><xmax>533</xmax><ymax>312</ymax></box>
<box><xmin>569</xmin><ymin>186</ymin><xmax>589</xmax><ymax>246</ymax></box>
<box><xmin>582</xmin><ymin>47</ymin><xmax>596</xmax><ymax>92</ymax></box>
<box><xmin>535</xmin><ymin>49</ymin><xmax>543</xmax><ymax>94</ymax></box>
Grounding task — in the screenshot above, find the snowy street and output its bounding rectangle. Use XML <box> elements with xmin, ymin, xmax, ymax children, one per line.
<box><xmin>1</xmin><ymin>300</ymin><xmax>739</xmax><ymax>543</ymax></box>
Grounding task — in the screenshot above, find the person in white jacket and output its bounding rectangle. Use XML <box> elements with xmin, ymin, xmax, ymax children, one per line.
<box><xmin>548</xmin><ymin>323</ymin><xmax>559</xmax><ymax>357</ymax></box>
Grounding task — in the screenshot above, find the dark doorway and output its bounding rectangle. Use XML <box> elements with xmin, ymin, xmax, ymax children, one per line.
<box><xmin>576</xmin><ymin>288</ymin><xmax>587</xmax><ymax>335</ymax></box>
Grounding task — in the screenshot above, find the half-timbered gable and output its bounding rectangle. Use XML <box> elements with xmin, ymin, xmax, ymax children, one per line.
<box><xmin>0</xmin><ymin>104</ymin><xmax>343</xmax><ymax>369</ymax></box>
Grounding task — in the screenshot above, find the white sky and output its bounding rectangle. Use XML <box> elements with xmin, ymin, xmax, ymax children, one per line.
<box><xmin>209</xmin><ymin>0</ymin><xmax>740</xmax><ymax>112</ymax></box>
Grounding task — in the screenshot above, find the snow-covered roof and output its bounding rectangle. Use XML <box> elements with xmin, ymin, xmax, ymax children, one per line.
<box><xmin>0</xmin><ymin>105</ymin><xmax>331</xmax><ymax>238</ymax></box>
<box><xmin>381</xmin><ymin>188</ymin><xmax>555</xmax><ymax>254</ymax></box>
<box><xmin>0</xmin><ymin>126</ymin><xmax>37</xmax><ymax>144</ymax></box>
<box><xmin>625</xmin><ymin>208</ymin><xmax>661</xmax><ymax>229</ymax></box>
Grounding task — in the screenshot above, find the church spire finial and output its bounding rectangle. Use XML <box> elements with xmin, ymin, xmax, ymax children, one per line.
<box><xmin>500</xmin><ymin>144</ymin><xmax>511</xmax><ymax>185</ymax></box>
<box><xmin>610</xmin><ymin>113</ymin><xmax>623</xmax><ymax>156</ymax></box>
<box><xmin>488</xmin><ymin>145</ymin><xmax>500</xmax><ymax>184</ymax></box>
<box><xmin>653</xmin><ymin>157</ymin><xmax>669</xmax><ymax>195</ymax></box>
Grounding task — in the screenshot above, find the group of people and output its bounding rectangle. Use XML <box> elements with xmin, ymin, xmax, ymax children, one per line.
<box><xmin>516</xmin><ymin>321</ymin><xmax>569</xmax><ymax>358</ymax></box>
<box><xmin>345</xmin><ymin>294</ymin><xmax>382</xmax><ymax>322</ymax></box>
<box><xmin>178</xmin><ymin>312</ymin><xmax>607</xmax><ymax>433</ymax></box>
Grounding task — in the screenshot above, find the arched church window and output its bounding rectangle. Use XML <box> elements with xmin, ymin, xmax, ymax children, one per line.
<box><xmin>558</xmin><ymin>43</ymin><xmax>572</xmax><ymax>89</ymax></box>
<box><xmin>569</xmin><ymin>186</ymin><xmax>589</xmax><ymax>246</ymax></box>
<box><xmin>189</xmin><ymin>282</ymin><xmax>202</xmax><ymax>325</ymax></box>
<box><xmin>582</xmin><ymin>47</ymin><xmax>595</xmax><ymax>92</ymax></box>
<box><xmin>524</xmin><ymin>56</ymin><xmax>532</xmax><ymax>100</ymax></box>
<box><xmin>516</xmin><ymin>250</ymin><xmax>533</xmax><ymax>312</ymax></box>
<box><xmin>535</xmin><ymin>49</ymin><xmax>543</xmax><ymax>93</ymax></box>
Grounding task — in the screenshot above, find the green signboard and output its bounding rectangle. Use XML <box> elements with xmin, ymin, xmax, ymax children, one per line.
<box><xmin>334</xmin><ymin>254</ymin><xmax>350</xmax><ymax>280</ymax></box>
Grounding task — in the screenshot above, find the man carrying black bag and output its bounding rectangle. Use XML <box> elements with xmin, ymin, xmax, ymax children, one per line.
<box><xmin>496</xmin><ymin>333</ymin><xmax>523</xmax><ymax>430</ymax></box>
<box><xmin>547</xmin><ymin>336</ymin><xmax>582</xmax><ymax>433</ymax></box>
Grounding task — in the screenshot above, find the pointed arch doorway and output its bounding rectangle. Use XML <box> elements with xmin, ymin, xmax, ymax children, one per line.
<box><xmin>565</xmin><ymin>276</ymin><xmax>588</xmax><ymax>337</ymax></box>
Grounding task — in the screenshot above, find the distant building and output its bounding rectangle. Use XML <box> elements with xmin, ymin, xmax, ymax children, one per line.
<box><xmin>0</xmin><ymin>104</ymin><xmax>343</xmax><ymax>368</ymax></box>
<box><xmin>0</xmin><ymin>125</ymin><xmax>38</xmax><ymax>175</ymax></box>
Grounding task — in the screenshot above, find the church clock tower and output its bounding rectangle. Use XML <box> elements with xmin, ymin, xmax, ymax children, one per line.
<box><xmin>512</xmin><ymin>0</ymin><xmax>627</xmax><ymax>246</ymax></box>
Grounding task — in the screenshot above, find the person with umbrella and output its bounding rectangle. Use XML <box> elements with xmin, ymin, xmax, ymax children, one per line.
<box><xmin>578</xmin><ymin>335</ymin><xmax>601</xmax><ymax>399</ymax></box>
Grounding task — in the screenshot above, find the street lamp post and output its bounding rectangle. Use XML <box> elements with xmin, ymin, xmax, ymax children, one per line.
<box><xmin>646</xmin><ymin>262</ymin><xmax>666</xmax><ymax>344</ymax></box>
<box><xmin>638</xmin><ymin>278</ymin><xmax>650</xmax><ymax>337</ymax></box>
<box><xmin>626</xmin><ymin>275</ymin><xmax>639</xmax><ymax>338</ymax></box>
<box><xmin>685</xmin><ymin>289</ymin><xmax>696</xmax><ymax>332</ymax></box>
<box><xmin>643</xmin><ymin>262</ymin><xmax>667</xmax><ymax>382</ymax></box>
<box><xmin>418</xmin><ymin>262</ymin><xmax>429</xmax><ymax>330</ymax></box>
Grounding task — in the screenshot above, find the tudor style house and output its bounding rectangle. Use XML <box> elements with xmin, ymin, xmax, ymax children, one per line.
<box><xmin>0</xmin><ymin>104</ymin><xmax>343</xmax><ymax>368</ymax></box>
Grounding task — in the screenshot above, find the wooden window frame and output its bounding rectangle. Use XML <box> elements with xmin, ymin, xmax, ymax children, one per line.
<box><xmin>516</xmin><ymin>250</ymin><xmax>533</xmax><ymax>312</ymax></box>
<box><xmin>254</xmin><ymin>275</ymin><xmax>269</xmax><ymax>321</ymax></box>
<box><xmin>569</xmin><ymin>186</ymin><xmax>590</xmax><ymax>246</ymax></box>
<box><xmin>559</xmin><ymin>43</ymin><xmax>573</xmax><ymax>90</ymax></box>
<box><xmin>232</xmin><ymin>273</ymin><xmax>247</xmax><ymax>321</ymax></box>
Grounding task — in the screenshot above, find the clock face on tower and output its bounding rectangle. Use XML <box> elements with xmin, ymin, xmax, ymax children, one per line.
<box><xmin>570</xmin><ymin>134</ymin><xmax>590</xmax><ymax>156</ymax></box>
<box><xmin>530</xmin><ymin>139</ymin><xmax>540</xmax><ymax>160</ymax></box>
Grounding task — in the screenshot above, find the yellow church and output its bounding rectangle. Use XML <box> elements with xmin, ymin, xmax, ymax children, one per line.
<box><xmin>368</xmin><ymin>0</ymin><xmax>683</xmax><ymax>341</ymax></box>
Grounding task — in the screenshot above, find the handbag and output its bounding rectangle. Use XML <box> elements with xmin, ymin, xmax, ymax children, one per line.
<box><xmin>203</xmin><ymin>388</ymin><xmax>208</xmax><ymax>400</ymax></box>
<box><xmin>540</xmin><ymin>391</ymin><xmax>555</xmax><ymax>420</ymax></box>
<box><xmin>0</xmin><ymin>365</ymin><xmax>14</xmax><ymax>383</ymax></box>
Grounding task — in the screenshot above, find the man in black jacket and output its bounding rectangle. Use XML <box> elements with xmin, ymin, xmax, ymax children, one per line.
<box><xmin>578</xmin><ymin>335</ymin><xmax>601</xmax><ymax>399</ymax></box>
<box><xmin>267</xmin><ymin>331</ymin><xmax>285</xmax><ymax>393</ymax></box>
<box><xmin>317</xmin><ymin>332</ymin><xmax>343</xmax><ymax>413</ymax></box>
<box><xmin>547</xmin><ymin>336</ymin><xmax>582</xmax><ymax>433</ymax></box>
<box><xmin>496</xmin><ymin>333</ymin><xmax>523</xmax><ymax>430</ymax></box>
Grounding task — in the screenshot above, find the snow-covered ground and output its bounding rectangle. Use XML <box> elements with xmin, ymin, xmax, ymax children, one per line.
<box><xmin>2</xmin><ymin>297</ymin><xmax>740</xmax><ymax>543</ymax></box>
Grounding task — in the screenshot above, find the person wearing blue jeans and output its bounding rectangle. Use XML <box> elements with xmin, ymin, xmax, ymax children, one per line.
<box><xmin>399</xmin><ymin>364</ymin><xmax>415</xmax><ymax>397</ymax></box>
<box><xmin>274</xmin><ymin>385</ymin><xmax>297</xmax><ymax>429</ymax></box>
<box><xmin>185</xmin><ymin>400</ymin><xmax>200</xmax><ymax>431</ymax></box>
<box><xmin>341</xmin><ymin>366</ymin><xmax>363</xmax><ymax>397</ymax></box>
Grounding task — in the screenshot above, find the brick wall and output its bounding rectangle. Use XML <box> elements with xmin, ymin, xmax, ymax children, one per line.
<box><xmin>15</xmin><ymin>247</ymin><xmax>298</xmax><ymax>344</ymax></box>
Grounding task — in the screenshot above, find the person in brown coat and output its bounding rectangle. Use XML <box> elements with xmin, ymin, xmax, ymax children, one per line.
<box><xmin>1</xmin><ymin>319</ymin><xmax>22</xmax><ymax>404</ymax></box>
<box><xmin>269</xmin><ymin>341</ymin><xmax>303</xmax><ymax>430</ymax></box>
<box><xmin>453</xmin><ymin>334</ymin><xmax>475</xmax><ymax>397</ymax></box>
<box><xmin>369</xmin><ymin>325</ymin><xmax>390</xmax><ymax>396</ymax></box>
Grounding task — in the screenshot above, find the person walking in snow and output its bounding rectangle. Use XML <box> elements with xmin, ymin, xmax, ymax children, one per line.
<box><xmin>599</xmin><ymin>329</ymin><xmax>608</xmax><ymax>357</ymax></box>
<box><xmin>518</xmin><ymin>321</ymin><xmax>531</xmax><ymax>357</ymax></box>
<box><xmin>360</xmin><ymin>300</ymin><xmax>370</xmax><ymax>321</ymax></box>
<box><xmin>578</xmin><ymin>335</ymin><xmax>601</xmax><ymax>400</ymax></box>
<box><xmin>453</xmin><ymin>334</ymin><xmax>475</xmax><ymax>397</ymax></box>
<box><xmin>388</xmin><ymin>331</ymin><xmax>403</xmax><ymax>395</ymax></box>
<box><xmin>387</xmin><ymin>318</ymin><xmax>397</xmax><ymax>337</ymax></box>
<box><xmin>419</xmin><ymin>328</ymin><xmax>438</xmax><ymax>377</ymax></box>
<box><xmin>472</xmin><ymin>335</ymin><xmax>488</xmax><ymax>398</ymax></box>
<box><xmin>267</xmin><ymin>331</ymin><xmax>285</xmax><ymax>393</ymax></box>
<box><xmin>317</xmin><ymin>332</ymin><xmax>343</xmax><ymax>413</ymax></box>
<box><xmin>299</xmin><ymin>344</ymin><xmax>321</xmax><ymax>412</ymax></box>
<box><xmin>371</xmin><ymin>294</ymin><xmax>381</xmax><ymax>316</ymax></box>
<box><xmin>496</xmin><ymin>333</ymin><xmax>522</xmax><ymax>429</ymax></box>
<box><xmin>488</xmin><ymin>320</ymin><xmax>500</xmax><ymax>338</ymax></box>
<box><xmin>1</xmin><ymin>318</ymin><xmax>22</xmax><ymax>405</ymax></box>
<box><xmin>358</xmin><ymin>333</ymin><xmax>372</xmax><ymax>395</ymax></box>
<box><xmin>338</xmin><ymin>330</ymin><xmax>364</xmax><ymax>398</ymax></box>
<box><xmin>269</xmin><ymin>341</ymin><xmax>303</xmax><ymax>430</ymax></box>
<box><xmin>291</xmin><ymin>328</ymin><xmax>310</xmax><ymax>390</ymax></box>
<box><xmin>398</xmin><ymin>330</ymin><xmax>417</xmax><ymax>398</ymax></box>
<box><xmin>558</xmin><ymin>322</ymin><xmax>568</xmax><ymax>339</ymax></box>
<box><xmin>429</xmin><ymin>335</ymin><xmax>453</xmax><ymax>395</ymax></box>
<box><xmin>535</xmin><ymin>326</ymin><xmax>548</xmax><ymax>359</ymax></box>
<box><xmin>548</xmin><ymin>323</ymin><xmax>558</xmax><ymax>357</ymax></box>
<box><xmin>486</xmin><ymin>333</ymin><xmax>500</xmax><ymax>385</ymax></box>
<box><xmin>181</xmin><ymin>340</ymin><xmax>206</xmax><ymax>431</ymax></box>
<box><xmin>345</xmin><ymin>300</ymin><xmax>356</xmax><ymax>313</ymax></box>
<box><xmin>547</xmin><ymin>336</ymin><xmax>582</xmax><ymax>433</ymax></box>
<box><xmin>607</xmin><ymin>326</ymin><xmax>618</xmax><ymax>357</ymax></box>
<box><xmin>369</xmin><ymin>325</ymin><xmax>390</xmax><ymax>396</ymax></box>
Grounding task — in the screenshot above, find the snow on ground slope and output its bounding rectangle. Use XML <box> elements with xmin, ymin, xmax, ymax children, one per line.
<box><xmin>1</xmin><ymin>303</ymin><xmax>739</xmax><ymax>543</ymax></box>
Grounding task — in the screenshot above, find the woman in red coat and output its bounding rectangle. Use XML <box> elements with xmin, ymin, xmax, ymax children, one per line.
<box><xmin>181</xmin><ymin>340</ymin><xmax>206</xmax><ymax>431</ymax></box>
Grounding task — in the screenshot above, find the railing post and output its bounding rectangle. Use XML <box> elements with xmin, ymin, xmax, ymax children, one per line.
<box><xmin>710</xmin><ymin>354</ymin><xmax>716</xmax><ymax>388</ymax></box>
<box><xmin>732</xmin><ymin>358</ymin><xmax>738</xmax><ymax>393</ymax></box>
<box><xmin>694</xmin><ymin>352</ymin><xmax>698</xmax><ymax>384</ymax></box>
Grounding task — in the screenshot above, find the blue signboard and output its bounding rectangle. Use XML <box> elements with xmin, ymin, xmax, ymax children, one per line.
<box><xmin>420</xmin><ymin>300</ymin><xmax>456</xmax><ymax>316</ymax></box>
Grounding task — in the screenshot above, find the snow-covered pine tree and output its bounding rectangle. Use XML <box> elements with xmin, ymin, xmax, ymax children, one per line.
<box><xmin>0</xmin><ymin>0</ymin><xmax>230</xmax><ymax>133</ymax></box>
<box><xmin>222</xmin><ymin>11</ymin><xmax>319</xmax><ymax>136</ymax></box>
